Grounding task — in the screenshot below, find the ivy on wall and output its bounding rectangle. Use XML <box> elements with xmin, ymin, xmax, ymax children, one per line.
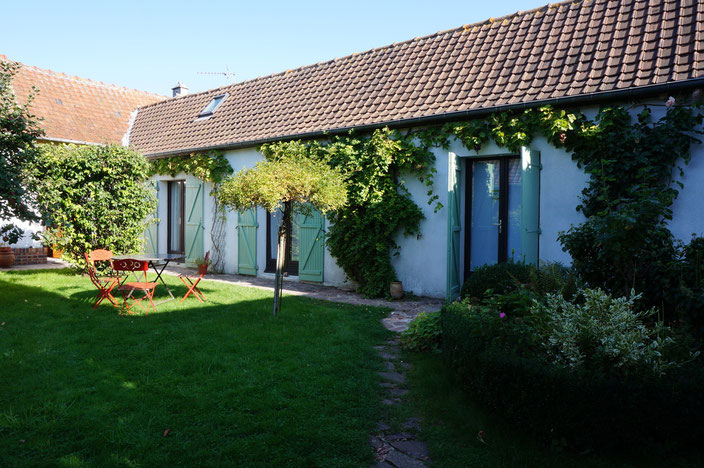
<box><xmin>148</xmin><ymin>151</ymin><xmax>233</xmax><ymax>272</ymax></box>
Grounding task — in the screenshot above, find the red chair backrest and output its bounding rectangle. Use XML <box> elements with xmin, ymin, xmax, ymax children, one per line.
<box><xmin>88</xmin><ymin>249</ymin><xmax>113</xmax><ymax>263</ymax></box>
<box><xmin>84</xmin><ymin>252</ymin><xmax>101</xmax><ymax>286</ymax></box>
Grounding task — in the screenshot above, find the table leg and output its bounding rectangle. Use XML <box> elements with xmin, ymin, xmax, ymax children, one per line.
<box><xmin>150</xmin><ymin>260</ymin><xmax>176</xmax><ymax>305</ymax></box>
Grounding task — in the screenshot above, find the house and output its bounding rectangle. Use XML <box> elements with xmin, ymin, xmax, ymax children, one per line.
<box><xmin>124</xmin><ymin>0</ymin><xmax>704</xmax><ymax>299</ymax></box>
<box><xmin>1</xmin><ymin>56</ymin><xmax>164</xmax><ymax>262</ymax></box>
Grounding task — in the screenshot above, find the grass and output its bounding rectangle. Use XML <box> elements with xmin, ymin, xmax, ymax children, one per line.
<box><xmin>395</xmin><ymin>351</ymin><xmax>703</xmax><ymax>468</ymax></box>
<box><xmin>0</xmin><ymin>268</ymin><xmax>391</xmax><ymax>467</ymax></box>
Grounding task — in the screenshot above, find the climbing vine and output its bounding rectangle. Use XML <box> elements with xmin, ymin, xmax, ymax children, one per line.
<box><xmin>149</xmin><ymin>151</ymin><xmax>233</xmax><ymax>272</ymax></box>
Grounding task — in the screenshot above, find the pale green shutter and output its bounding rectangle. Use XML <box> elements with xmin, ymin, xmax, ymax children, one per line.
<box><xmin>446</xmin><ymin>152</ymin><xmax>462</xmax><ymax>301</ymax></box>
<box><xmin>520</xmin><ymin>147</ymin><xmax>541</xmax><ymax>265</ymax></box>
<box><xmin>298</xmin><ymin>207</ymin><xmax>324</xmax><ymax>282</ymax></box>
<box><xmin>143</xmin><ymin>181</ymin><xmax>159</xmax><ymax>255</ymax></box>
<box><xmin>237</xmin><ymin>208</ymin><xmax>258</xmax><ymax>275</ymax></box>
<box><xmin>185</xmin><ymin>179</ymin><xmax>205</xmax><ymax>267</ymax></box>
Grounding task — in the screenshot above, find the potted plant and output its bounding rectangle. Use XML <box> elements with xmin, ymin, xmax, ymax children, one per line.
<box><xmin>0</xmin><ymin>224</ymin><xmax>25</xmax><ymax>268</ymax></box>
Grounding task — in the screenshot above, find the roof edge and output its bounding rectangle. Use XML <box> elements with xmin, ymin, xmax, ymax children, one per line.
<box><xmin>142</xmin><ymin>77</ymin><xmax>704</xmax><ymax>159</ymax></box>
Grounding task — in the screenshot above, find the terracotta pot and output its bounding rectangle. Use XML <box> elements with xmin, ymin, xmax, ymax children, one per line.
<box><xmin>390</xmin><ymin>281</ymin><xmax>404</xmax><ymax>299</ymax></box>
<box><xmin>0</xmin><ymin>247</ymin><xmax>15</xmax><ymax>268</ymax></box>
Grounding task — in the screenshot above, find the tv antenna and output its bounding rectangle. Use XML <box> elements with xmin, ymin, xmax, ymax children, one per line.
<box><xmin>197</xmin><ymin>65</ymin><xmax>236</xmax><ymax>82</ymax></box>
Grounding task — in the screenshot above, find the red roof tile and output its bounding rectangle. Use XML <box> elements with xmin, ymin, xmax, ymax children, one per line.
<box><xmin>128</xmin><ymin>0</ymin><xmax>704</xmax><ymax>157</ymax></box>
<box><xmin>4</xmin><ymin>57</ymin><xmax>164</xmax><ymax>144</ymax></box>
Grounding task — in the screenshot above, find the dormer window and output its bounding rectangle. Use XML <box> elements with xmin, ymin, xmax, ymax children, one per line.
<box><xmin>198</xmin><ymin>94</ymin><xmax>227</xmax><ymax>118</ymax></box>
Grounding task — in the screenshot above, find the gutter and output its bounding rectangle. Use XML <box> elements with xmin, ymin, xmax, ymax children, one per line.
<box><xmin>38</xmin><ymin>137</ymin><xmax>104</xmax><ymax>146</ymax></box>
<box><xmin>144</xmin><ymin>78</ymin><xmax>704</xmax><ymax>159</ymax></box>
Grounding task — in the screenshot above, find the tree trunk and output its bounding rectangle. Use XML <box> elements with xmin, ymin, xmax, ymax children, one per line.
<box><xmin>272</xmin><ymin>201</ymin><xmax>291</xmax><ymax>316</ymax></box>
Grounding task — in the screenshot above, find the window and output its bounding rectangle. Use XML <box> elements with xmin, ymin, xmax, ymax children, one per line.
<box><xmin>198</xmin><ymin>94</ymin><xmax>227</xmax><ymax>118</ymax></box>
<box><xmin>167</xmin><ymin>180</ymin><xmax>185</xmax><ymax>255</ymax></box>
<box><xmin>464</xmin><ymin>157</ymin><xmax>522</xmax><ymax>274</ymax></box>
<box><xmin>266</xmin><ymin>209</ymin><xmax>300</xmax><ymax>275</ymax></box>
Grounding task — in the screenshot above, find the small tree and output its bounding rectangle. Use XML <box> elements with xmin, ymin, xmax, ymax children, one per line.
<box><xmin>25</xmin><ymin>144</ymin><xmax>157</xmax><ymax>267</ymax></box>
<box><xmin>219</xmin><ymin>144</ymin><xmax>347</xmax><ymax>315</ymax></box>
<box><xmin>0</xmin><ymin>60</ymin><xmax>44</xmax><ymax>222</ymax></box>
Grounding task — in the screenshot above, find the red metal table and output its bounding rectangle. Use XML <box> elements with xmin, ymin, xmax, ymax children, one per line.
<box><xmin>113</xmin><ymin>253</ymin><xmax>186</xmax><ymax>305</ymax></box>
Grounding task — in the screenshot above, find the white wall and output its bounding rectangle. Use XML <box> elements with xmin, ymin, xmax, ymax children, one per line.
<box><xmin>147</xmin><ymin>98</ymin><xmax>704</xmax><ymax>299</ymax></box>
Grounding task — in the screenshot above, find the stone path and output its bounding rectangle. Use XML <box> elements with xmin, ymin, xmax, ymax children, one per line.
<box><xmin>371</xmin><ymin>337</ymin><xmax>431</xmax><ymax>467</ymax></box>
<box><xmin>161</xmin><ymin>265</ymin><xmax>443</xmax><ymax>333</ymax></box>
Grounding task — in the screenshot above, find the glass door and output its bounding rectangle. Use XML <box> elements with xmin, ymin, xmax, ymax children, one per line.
<box><xmin>167</xmin><ymin>180</ymin><xmax>185</xmax><ymax>255</ymax></box>
<box><xmin>466</xmin><ymin>158</ymin><xmax>522</xmax><ymax>271</ymax></box>
<box><xmin>266</xmin><ymin>208</ymin><xmax>300</xmax><ymax>275</ymax></box>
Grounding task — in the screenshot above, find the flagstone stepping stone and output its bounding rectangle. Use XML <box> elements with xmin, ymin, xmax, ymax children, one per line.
<box><xmin>379</xmin><ymin>351</ymin><xmax>398</xmax><ymax>360</ymax></box>
<box><xmin>381</xmin><ymin>398</ymin><xmax>400</xmax><ymax>405</ymax></box>
<box><xmin>390</xmin><ymin>440</ymin><xmax>430</xmax><ymax>459</ymax></box>
<box><xmin>401</xmin><ymin>417</ymin><xmax>423</xmax><ymax>432</ymax></box>
<box><xmin>384</xmin><ymin>449</ymin><xmax>428</xmax><ymax>467</ymax></box>
<box><xmin>375</xmin><ymin>462</ymin><xmax>394</xmax><ymax>468</ymax></box>
<box><xmin>388</xmin><ymin>388</ymin><xmax>409</xmax><ymax>397</ymax></box>
<box><xmin>380</xmin><ymin>382</ymin><xmax>397</xmax><ymax>388</ymax></box>
<box><xmin>384</xmin><ymin>361</ymin><xmax>396</xmax><ymax>371</ymax></box>
<box><xmin>376</xmin><ymin>421</ymin><xmax>390</xmax><ymax>431</ymax></box>
<box><xmin>384</xmin><ymin>432</ymin><xmax>415</xmax><ymax>441</ymax></box>
<box><xmin>378</xmin><ymin>371</ymin><xmax>405</xmax><ymax>384</ymax></box>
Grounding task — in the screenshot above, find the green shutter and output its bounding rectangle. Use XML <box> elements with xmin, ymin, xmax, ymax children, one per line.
<box><xmin>185</xmin><ymin>179</ymin><xmax>205</xmax><ymax>267</ymax></box>
<box><xmin>298</xmin><ymin>206</ymin><xmax>324</xmax><ymax>282</ymax></box>
<box><xmin>446</xmin><ymin>152</ymin><xmax>462</xmax><ymax>302</ymax></box>
<box><xmin>520</xmin><ymin>147</ymin><xmax>541</xmax><ymax>265</ymax></box>
<box><xmin>237</xmin><ymin>208</ymin><xmax>258</xmax><ymax>275</ymax></box>
<box><xmin>143</xmin><ymin>181</ymin><xmax>159</xmax><ymax>255</ymax></box>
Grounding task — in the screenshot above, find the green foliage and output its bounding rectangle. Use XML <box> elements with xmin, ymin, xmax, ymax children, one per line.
<box><xmin>528</xmin><ymin>262</ymin><xmax>579</xmax><ymax>299</ymax></box>
<box><xmin>219</xmin><ymin>144</ymin><xmax>348</xmax><ymax>214</ymax></box>
<box><xmin>261</xmin><ymin>128</ymin><xmax>437</xmax><ymax>297</ymax></box>
<box><xmin>460</xmin><ymin>261</ymin><xmax>533</xmax><ymax>300</ymax></box>
<box><xmin>441</xmin><ymin>300</ymin><xmax>704</xmax><ymax>451</ymax></box>
<box><xmin>148</xmin><ymin>150</ymin><xmax>233</xmax><ymax>185</ymax></box>
<box><xmin>25</xmin><ymin>144</ymin><xmax>157</xmax><ymax>267</ymax></box>
<box><xmin>534</xmin><ymin>289</ymin><xmax>691</xmax><ymax>376</ymax></box>
<box><xmin>400</xmin><ymin>311</ymin><xmax>442</xmax><ymax>351</ymax></box>
<box><xmin>0</xmin><ymin>60</ymin><xmax>44</xmax><ymax>222</ymax></box>
<box><xmin>0</xmin><ymin>223</ymin><xmax>24</xmax><ymax>246</ymax></box>
<box><xmin>557</xmin><ymin>106</ymin><xmax>704</xmax><ymax>316</ymax></box>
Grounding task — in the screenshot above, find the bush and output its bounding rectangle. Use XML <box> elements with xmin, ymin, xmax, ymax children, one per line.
<box><xmin>534</xmin><ymin>289</ymin><xmax>688</xmax><ymax>376</ymax></box>
<box><xmin>400</xmin><ymin>311</ymin><xmax>441</xmax><ymax>351</ymax></box>
<box><xmin>25</xmin><ymin>144</ymin><xmax>157</xmax><ymax>268</ymax></box>
<box><xmin>528</xmin><ymin>261</ymin><xmax>579</xmax><ymax>299</ymax></box>
<box><xmin>441</xmin><ymin>298</ymin><xmax>704</xmax><ymax>451</ymax></box>
<box><xmin>460</xmin><ymin>261</ymin><xmax>532</xmax><ymax>300</ymax></box>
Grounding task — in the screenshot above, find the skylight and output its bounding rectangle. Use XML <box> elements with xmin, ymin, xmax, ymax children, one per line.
<box><xmin>198</xmin><ymin>94</ymin><xmax>227</xmax><ymax>118</ymax></box>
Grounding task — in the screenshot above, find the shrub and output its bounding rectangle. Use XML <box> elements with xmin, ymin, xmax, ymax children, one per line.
<box><xmin>400</xmin><ymin>311</ymin><xmax>441</xmax><ymax>351</ymax></box>
<box><xmin>25</xmin><ymin>144</ymin><xmax>157</xmax><ymax>268</ymax></box>
<box><xmin>460</xmin><ymin>261</ymin><xmax>532</xmax><ymax>300</ymax></box>
<box><xmin>534</xmin><ymin>289</ymin><xmax>689</xmax><ymax>376</ymax></box>
<box><xmin>528</xmin><ymin>261</ymin><xmax>579</xmax><ymax>299</ymax></box>
<box><xmin>441</xmin><ymin>301</ymin><xmax>704</xmax><ymax>450</ymax></box>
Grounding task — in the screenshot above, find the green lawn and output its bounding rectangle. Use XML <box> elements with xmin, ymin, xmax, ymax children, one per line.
<box><xmin>0</xmin><ymin>269</ymin><xmax>390</xmax><ymax>467</ymax></box>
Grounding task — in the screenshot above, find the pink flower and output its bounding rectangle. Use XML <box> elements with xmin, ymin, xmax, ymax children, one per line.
<box><xmin>499</xmin><ymin>312</ymin><xmax>506</xmax><ymax>318</ymax></box>
<box><xmin>559</xmin><ymin>133</ymin><xmax>567</xmax><ymax>143</ymax></box>
<box><xmin>665</xmin><ymin>96</ymin><xmax>676</xmax><ymax>108</ymax></box>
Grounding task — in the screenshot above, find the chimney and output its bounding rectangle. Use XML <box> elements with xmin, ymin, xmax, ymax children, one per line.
<box><xmin>172</xmin><ymin>82</ymin><xmax>189</xmax><ymax>97</ymax></box>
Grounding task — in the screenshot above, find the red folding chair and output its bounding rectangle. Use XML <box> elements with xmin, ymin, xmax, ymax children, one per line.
<box><xmin>84</xmin><ymin>252</ymin><xmax>119</xmax><ymax>309</ymax></box>
<box><xmin>113</xmin><ymin>258</ymin><xmax>158</xmax><ymax>315</ymax></box>
<box><xmin>180</xmin><ymin>251</ymin><xmax>209</xmax><ymax>302</ymax></box>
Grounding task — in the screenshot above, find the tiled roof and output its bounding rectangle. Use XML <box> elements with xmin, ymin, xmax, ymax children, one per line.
<box><xmin>3</xmin><ymin>56</ymin><xmax>165</xmax><ymax>145</ymax></box>
<box><xmin>128</xmin><ymin>0</ymin><xmax>704</xmax><ymax>157</ymax></box>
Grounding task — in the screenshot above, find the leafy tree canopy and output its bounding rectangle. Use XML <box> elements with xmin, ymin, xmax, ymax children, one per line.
<box><xmin>0</xmin><ymin>60</ymin><xmax>43</xmax><ymax>221</ymax></box>
<box><xmin>219</xmin><ymin>143</ymin><xmax>348</xmax><ymax>213</ymax></box>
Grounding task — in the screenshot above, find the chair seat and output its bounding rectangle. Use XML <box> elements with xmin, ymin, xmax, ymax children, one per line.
<box><xmin>120</xmin><ymin>281</ymin><xmax>157</xmax><ymax>290</ymax></box>
<box><xmin>178</xmin><ymin>273</ymin><xmax>200</xmax><ymax>279</ymax></box>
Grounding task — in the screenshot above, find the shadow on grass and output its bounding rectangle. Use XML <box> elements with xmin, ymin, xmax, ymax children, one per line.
<box><xmin>0</xmin><ymin>269</ymin><xmax>391</xmax><ymax>466</ymax></box>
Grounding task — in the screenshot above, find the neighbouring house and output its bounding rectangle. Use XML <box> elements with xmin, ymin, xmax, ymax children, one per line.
<box><xmin>1</xmin><ymin>55</ymin><xmax>164</xmax><ymax>263</ymax></box>
<box><xmin>124</xmin><ymin>0</ymin><xmax>704</xmax><ymax>299</ymax></box>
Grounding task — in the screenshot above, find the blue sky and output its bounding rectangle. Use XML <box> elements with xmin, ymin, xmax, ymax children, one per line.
<box><xmin>2</xmin><ymin>0</ymin><xmax>548</xmax><ymax>96</ymax></box>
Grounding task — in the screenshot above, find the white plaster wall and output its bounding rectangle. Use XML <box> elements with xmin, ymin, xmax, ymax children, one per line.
<box><xmin>1</xmin><ymin>217</ymin><xmax>43</xmax><ymax>248</ymax></box>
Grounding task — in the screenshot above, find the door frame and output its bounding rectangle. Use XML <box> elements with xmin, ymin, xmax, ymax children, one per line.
<box><xmin>167</xmin><ymin>180</ymin><xmax>185</xmax><ymax>255</ymax></box>
<box><xmin>463</xmin><ymin>155</ymin><xmax>519</xmax><ymax>279</ymax></box>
